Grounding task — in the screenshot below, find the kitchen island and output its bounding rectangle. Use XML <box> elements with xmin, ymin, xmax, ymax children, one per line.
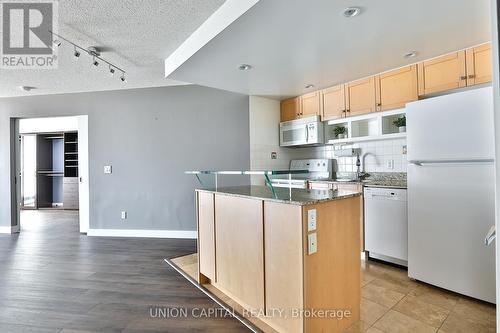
<box><xmin>196</xmin><ymin>185</ymin><xmax>362</xmax><ymax>333</ymax></box>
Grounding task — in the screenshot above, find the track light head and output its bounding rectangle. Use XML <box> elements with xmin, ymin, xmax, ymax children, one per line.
<box><xmin>120</xmin><ymin>74</ymin><xmax>126</xmax><ymax>83</ymax></box>
<box><xmin>92</xmin><ymin>58</ymin><xmax>99</xmax><ymax>67</ymax></box>
<box><xmin>53</xmin><ymin>39</ymin><xmax>61</xmax><ymax>47</ymax></box>
<box><xmin>73</xmin><ymin>49</ymin><xmax>81</xmax><ymax>59</ymax></box>
<box><xmin>109</xmin><ymin>66</ymin><xmax>115</xmax><ymax>76</ymax></box>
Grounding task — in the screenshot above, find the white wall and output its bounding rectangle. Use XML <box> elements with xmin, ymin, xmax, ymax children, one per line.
<box><xmin>248</xmin><ymin>95</ymin><xmax>407</xmax><ymax>179</ymax></box>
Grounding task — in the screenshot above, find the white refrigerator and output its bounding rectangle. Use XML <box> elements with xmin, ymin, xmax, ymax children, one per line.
<box><xmin>407</xmin><ymin>87</ymin><xmax>496</xmax><ymax>303</ymax></box>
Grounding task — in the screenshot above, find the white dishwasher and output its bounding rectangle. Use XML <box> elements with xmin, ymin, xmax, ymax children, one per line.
<box><xmin>364</xmin><ymin>187</ymin><xmax>408</xmax><ymax>266</ymax></box>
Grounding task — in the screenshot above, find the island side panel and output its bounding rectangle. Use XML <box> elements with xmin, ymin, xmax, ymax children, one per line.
<box><xmin>303</xmin><ymin>196</ymin><xmax>361</xmax><ymax>333</ymax></box>
<box><xmin>214</xmin><ymin>194</ymin><xmax>265</xmax><ymax>311</ymax></box>
<box><xmin>197</xmin><ymin>191</ymin><xmax>216</xmax><ymax>282</ymax></box>
<box><xmin>263</xmin><ymin>201</ymin><xmax>304</xmax><ymax>333</ymax></box>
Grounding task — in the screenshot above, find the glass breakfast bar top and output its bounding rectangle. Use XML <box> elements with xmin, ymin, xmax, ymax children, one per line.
<box><xmin>196</xmin><ymin>186</ymin><xmax>361</xmax><ymax>206</ymax></box>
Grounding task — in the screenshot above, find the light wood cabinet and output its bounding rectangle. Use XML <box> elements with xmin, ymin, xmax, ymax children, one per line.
<box><xmin>300</xmin><ymin>91</ymin><xmax>321</xmax><ymax>118</ymax></box>
<box><xmin>197</xmin><ymin>191</ymin><xmax>216</xmax><ymax>281</ymax></box>
<box><xmin>466</xmin><ymin>43</ymin><xmax>492</xmax><ymax>86</ymax></box>
<box><xmin>264</xmin><ymin>202</ymin><xmax>303</xmax><ymax>333</ymax></box>
<box><xmin>281</xmin><ymin>43</ymin><xmax>492</xmax><ymax>124</ymax></box>
<box><xmin>321</xmin><ymin>84</ymin><xmax>346</xmax><ymax>120</ymax></box>
<box><xmin>346</xmin><ymin>77</ymin><xmax>377</xmax><ymax>116</ymax></box>
<box><xmin>214</xmin><ymin>194</ymin><xmax>265</xmax><ymax>310</ymax></box>
<box><xmin>417</xmin><ymin>51</ymin><xmax>467</xmax><ymax>95</ymax></box>
<box><xmin>375</xmin><ymin>65</ymin><xmax>418</xmax><ymax>111</ymax></box>
<box><xmin>280</xmin><ymin>97</ymin><xmax>301</xmax><ymax>122</ymax></box>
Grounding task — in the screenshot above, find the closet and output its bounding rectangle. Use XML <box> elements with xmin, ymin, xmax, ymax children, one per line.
<box><xmin>21</xmin><ymin>131</ymin><xmax>79</xmax><ymax>210</ymax></box>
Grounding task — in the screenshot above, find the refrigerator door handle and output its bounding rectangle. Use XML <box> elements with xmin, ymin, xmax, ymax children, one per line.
<box><xmin>485</xmin><ymin>225</ymin><xmax>496</xmax><ymax>246</ymax></box>
<box><xmin>409</xmin><ymin>159</ymin><xmax>494</xmax><ymax>166</ymax></box>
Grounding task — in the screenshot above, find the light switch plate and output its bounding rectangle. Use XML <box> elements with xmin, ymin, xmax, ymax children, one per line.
<box><xmin>308</xmin><ymin>233</ymin><xmax>317</xmax><ymax>255</ymax></box>
<box><xmin>307</xmin><ymin>209</ymin><xmax>317</xmax><ymax>231</ymax></box>
<box><xmin>121</xmin><ymin>211</ymin><xmax>127</xmax><ymax>220</ymax></box>
<box><xmin>104</xmin><ymin>165</ymin><xmax>112</xmax><ymax>174</ymax></box>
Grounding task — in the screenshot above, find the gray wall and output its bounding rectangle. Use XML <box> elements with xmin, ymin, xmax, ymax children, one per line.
<box><xmin>0</xmin><ymin>85</ymin><xmax>250</xmax><ymax>231</ymax></box>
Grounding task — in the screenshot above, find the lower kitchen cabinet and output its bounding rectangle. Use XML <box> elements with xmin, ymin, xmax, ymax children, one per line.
<box><xmin>196</xmin><ymin>189</ymin><xmax>362</xmax><ymax>333</ymax></box>
<box><xmin>264</xmin><ymin>201</ymin><xmax>304</xmax><ymax>333</ymax></box>
<box><xmin>63</xmin><ymin>177</ymin><xmax>79</xmax><ymax>210</ymax></box>
<box><xmin>214</xmin><ymin>194</ymin><xmax>265</xmax><ymax>311</ymax></box>
<box><xmin>197</xmin><ymin>191</ymin><xmax>216</xmax><ymax>281</ymax></box>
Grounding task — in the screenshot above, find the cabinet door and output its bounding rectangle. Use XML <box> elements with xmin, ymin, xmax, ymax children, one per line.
<box><xmin>300</xmin><ymin>91</ymin><xmax>321</xmax><ymax>117</ymax></box>
<box><xmin>346</xmin><ymin>77</ymin><xmax>377</xmax><ymax>116</ymax></box>
<box><xmin>321</xmin><ymin>85</ymin><xmax>346</xmax><ymax>120</ymax></box>
<box><xmin>417</xmin><ymin>51</ymin><xmax>466</xmax><ymax>96</ymax></box>
<box><xmin>466</xmin><ymin>43</ymin><xmax>492</xmax><ymax>86</ymax></box>
<box><xmin>215</xmin><ymin>195</ymin><xmax>265</xmax><ymax>310</ymax></box>
<box><xmin>197</xmin><ymin>191</ymin><xmax>216</xmax><ymax>282</ymax></box>
<box><xmin>280</xmin><ymin>97</ymin><xmax>300</xmax><ymax>122</ymax></box>
<box><xmin>264</xmin><ymin>202</ymin><xmax>303</xmax><ymax>333</ymax></box>
<box><xmin>375</xmin><ymin>65</ymin><xmax>418</xmax><ymax>111</ymax></box>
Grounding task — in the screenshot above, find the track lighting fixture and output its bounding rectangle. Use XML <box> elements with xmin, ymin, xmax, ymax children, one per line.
<box><xmin>73</xmin><ymin>47</ymin><xmax>80</xmax><ymax>59</ymax></box>
<box><xmin>48</xmin><ymin>30</ymin><xmax>127</xmax><ymax>83</ymax></box>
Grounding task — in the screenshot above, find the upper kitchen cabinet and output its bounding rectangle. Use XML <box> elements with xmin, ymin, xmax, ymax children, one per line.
<box><xmin>280</xmin><ymin>97</ymin><xmax>301</xmax><ymax>122</ymax></box>
<box><xmin>321</xmin><ymin>84</ymin><xmax>346</xmax><ymax>121</ymax></box>
<box><xmin>346</xmin><ymin>77</ymin><xmax>377</xmax><ymax>116</ymax></box>
<box><xmin>417</xmin><ymin>51</ymin><xmax>467</xmax><ymax>96</ymax></box>
<box><xmin>466</xmin><ymin>43</ymin><xmax>492</xmax><ymax>86</ymax></box>
<box><xmin>300</xmin><ymin>91</ymin><xmax>321</xmax><ymax>118</ymax></box>
<box><xmin>375</xmin><ymin>65</ymin><xmax>418</xmax><ymax>111</ymax></box>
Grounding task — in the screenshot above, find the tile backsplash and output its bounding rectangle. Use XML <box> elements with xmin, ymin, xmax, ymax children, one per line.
<box><xmin>251</xmin><ymin>138</ymin><xmax>407</xmax><ymax>174</ymax></box>
<box><xmin>335</xmin><ymin>138</ymin><xmax>407</xmax><ymax>173</ymax></box>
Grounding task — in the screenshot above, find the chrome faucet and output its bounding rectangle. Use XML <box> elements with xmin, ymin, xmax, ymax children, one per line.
<box><xmin>357</xmin><ymin>152</ymin><xmax>378</xmax><ymax>180</ymax></box>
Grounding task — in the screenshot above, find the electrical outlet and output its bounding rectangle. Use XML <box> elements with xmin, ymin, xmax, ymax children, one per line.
<box><xmin>104</xmin><ymin>165</ymin><xmax>112</xmax><ymax>174</ymax></box>
<box><xmin>308</xmin><ymin>233</ymin><xmax>317</xmax><ymax>255</ymax></box>
<box><xmin>307</xmin><ymin>209</ymin><xmax>317</xmax><ymax>231</ymax></box>
<box><xmin>386</xmin><ymin>159</ymin><xmax>394</xmax><ymax>170</ymax></box>
<box><xmin>121</xmin><ymin>211</ymin><xmax>127</xmax><ymax>220</ymax></box>
<box><xmin>402</xmin><ymin>145</ymin><xmax>407</xmax><ymax>155</ymax></box>
<box><xmin>270</xmin><ymin>152</ymin><xmax>277</xmax><ymax>160</ymax></box>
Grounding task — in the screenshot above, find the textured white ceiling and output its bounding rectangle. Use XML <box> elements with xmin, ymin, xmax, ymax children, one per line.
<box><xmin>0</xmin><ymin>0</ymin><xmax>225</xmax><ymax>97</ymax></box>
<box><xmin>168</xmin><ymin>0</ymin><xmax>492</xmax><ymax>99</ymax></box>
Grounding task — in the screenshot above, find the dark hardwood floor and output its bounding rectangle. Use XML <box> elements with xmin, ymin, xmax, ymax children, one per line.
<box><xmin>0</xmin><ymin>210</ymin><xmax>250</xmax><ymax>333</ymax></box>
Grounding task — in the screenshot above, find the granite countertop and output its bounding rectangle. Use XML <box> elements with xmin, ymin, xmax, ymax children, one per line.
<box><xmin>196</xmin><ymin>186</ymin><xmax>362</xmax><ymax>206</ymax></box>
<box><xmin>308</xmin><ymin>172</ymin><xmax>407</xmax><ymax>189</ymax></box>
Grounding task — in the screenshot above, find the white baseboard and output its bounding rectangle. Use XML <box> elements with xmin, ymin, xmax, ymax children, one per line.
<box><xmin>87</xmin><ymin>228</ymin><xmax>197</xmax><ymax>239</ymax></box>
<box><xmin>0</xmin><ymin>225</ymin><xmax>20</xmax><ymax>234</ymax></box>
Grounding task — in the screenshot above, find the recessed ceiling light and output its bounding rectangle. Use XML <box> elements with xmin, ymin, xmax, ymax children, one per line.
<box><xmin>238</xmin><ymin>64</ymin><xmax>252</xmax><ymax>71</ymax></box>
<box><xmin>342</xmin><ymin>7</ymin><xmax>361</xmax><ymax>18</ymax></box>
<box><xmin>404</xmin><ymin>51</ymin><xmax>418</xmax><ymax>58</ymax></box>
<box><xmin>19</xmin><ymin>86</ymin><xmax>35</xmax><ymax>92</ymax></box>
<box><xmin>305</xmin><ymin>84</ymin><xmax>315</xmax><ymax>89</ymax></box>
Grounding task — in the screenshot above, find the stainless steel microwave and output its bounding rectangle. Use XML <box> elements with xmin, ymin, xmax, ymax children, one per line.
<box><xmin>279</xmin><ymin>116</ymin><xmax>324</xmax><ymax>147</ymax></box>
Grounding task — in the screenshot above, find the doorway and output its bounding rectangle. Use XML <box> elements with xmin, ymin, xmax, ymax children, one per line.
<box><xmin>14</xmin><ymin>116</ymin><xmax>89</xmax><ymax>233</ymax></box>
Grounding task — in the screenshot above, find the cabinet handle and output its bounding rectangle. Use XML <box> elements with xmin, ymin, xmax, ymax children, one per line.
<box><xmin>468</xmin><ymin>74</ymin><xmax>475</xmax><ymax>79</ymax></box>
<box><xmin>460</xmin><ymin>75</ymin><xmax>467</xmax><ymax>80</ymax></box>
